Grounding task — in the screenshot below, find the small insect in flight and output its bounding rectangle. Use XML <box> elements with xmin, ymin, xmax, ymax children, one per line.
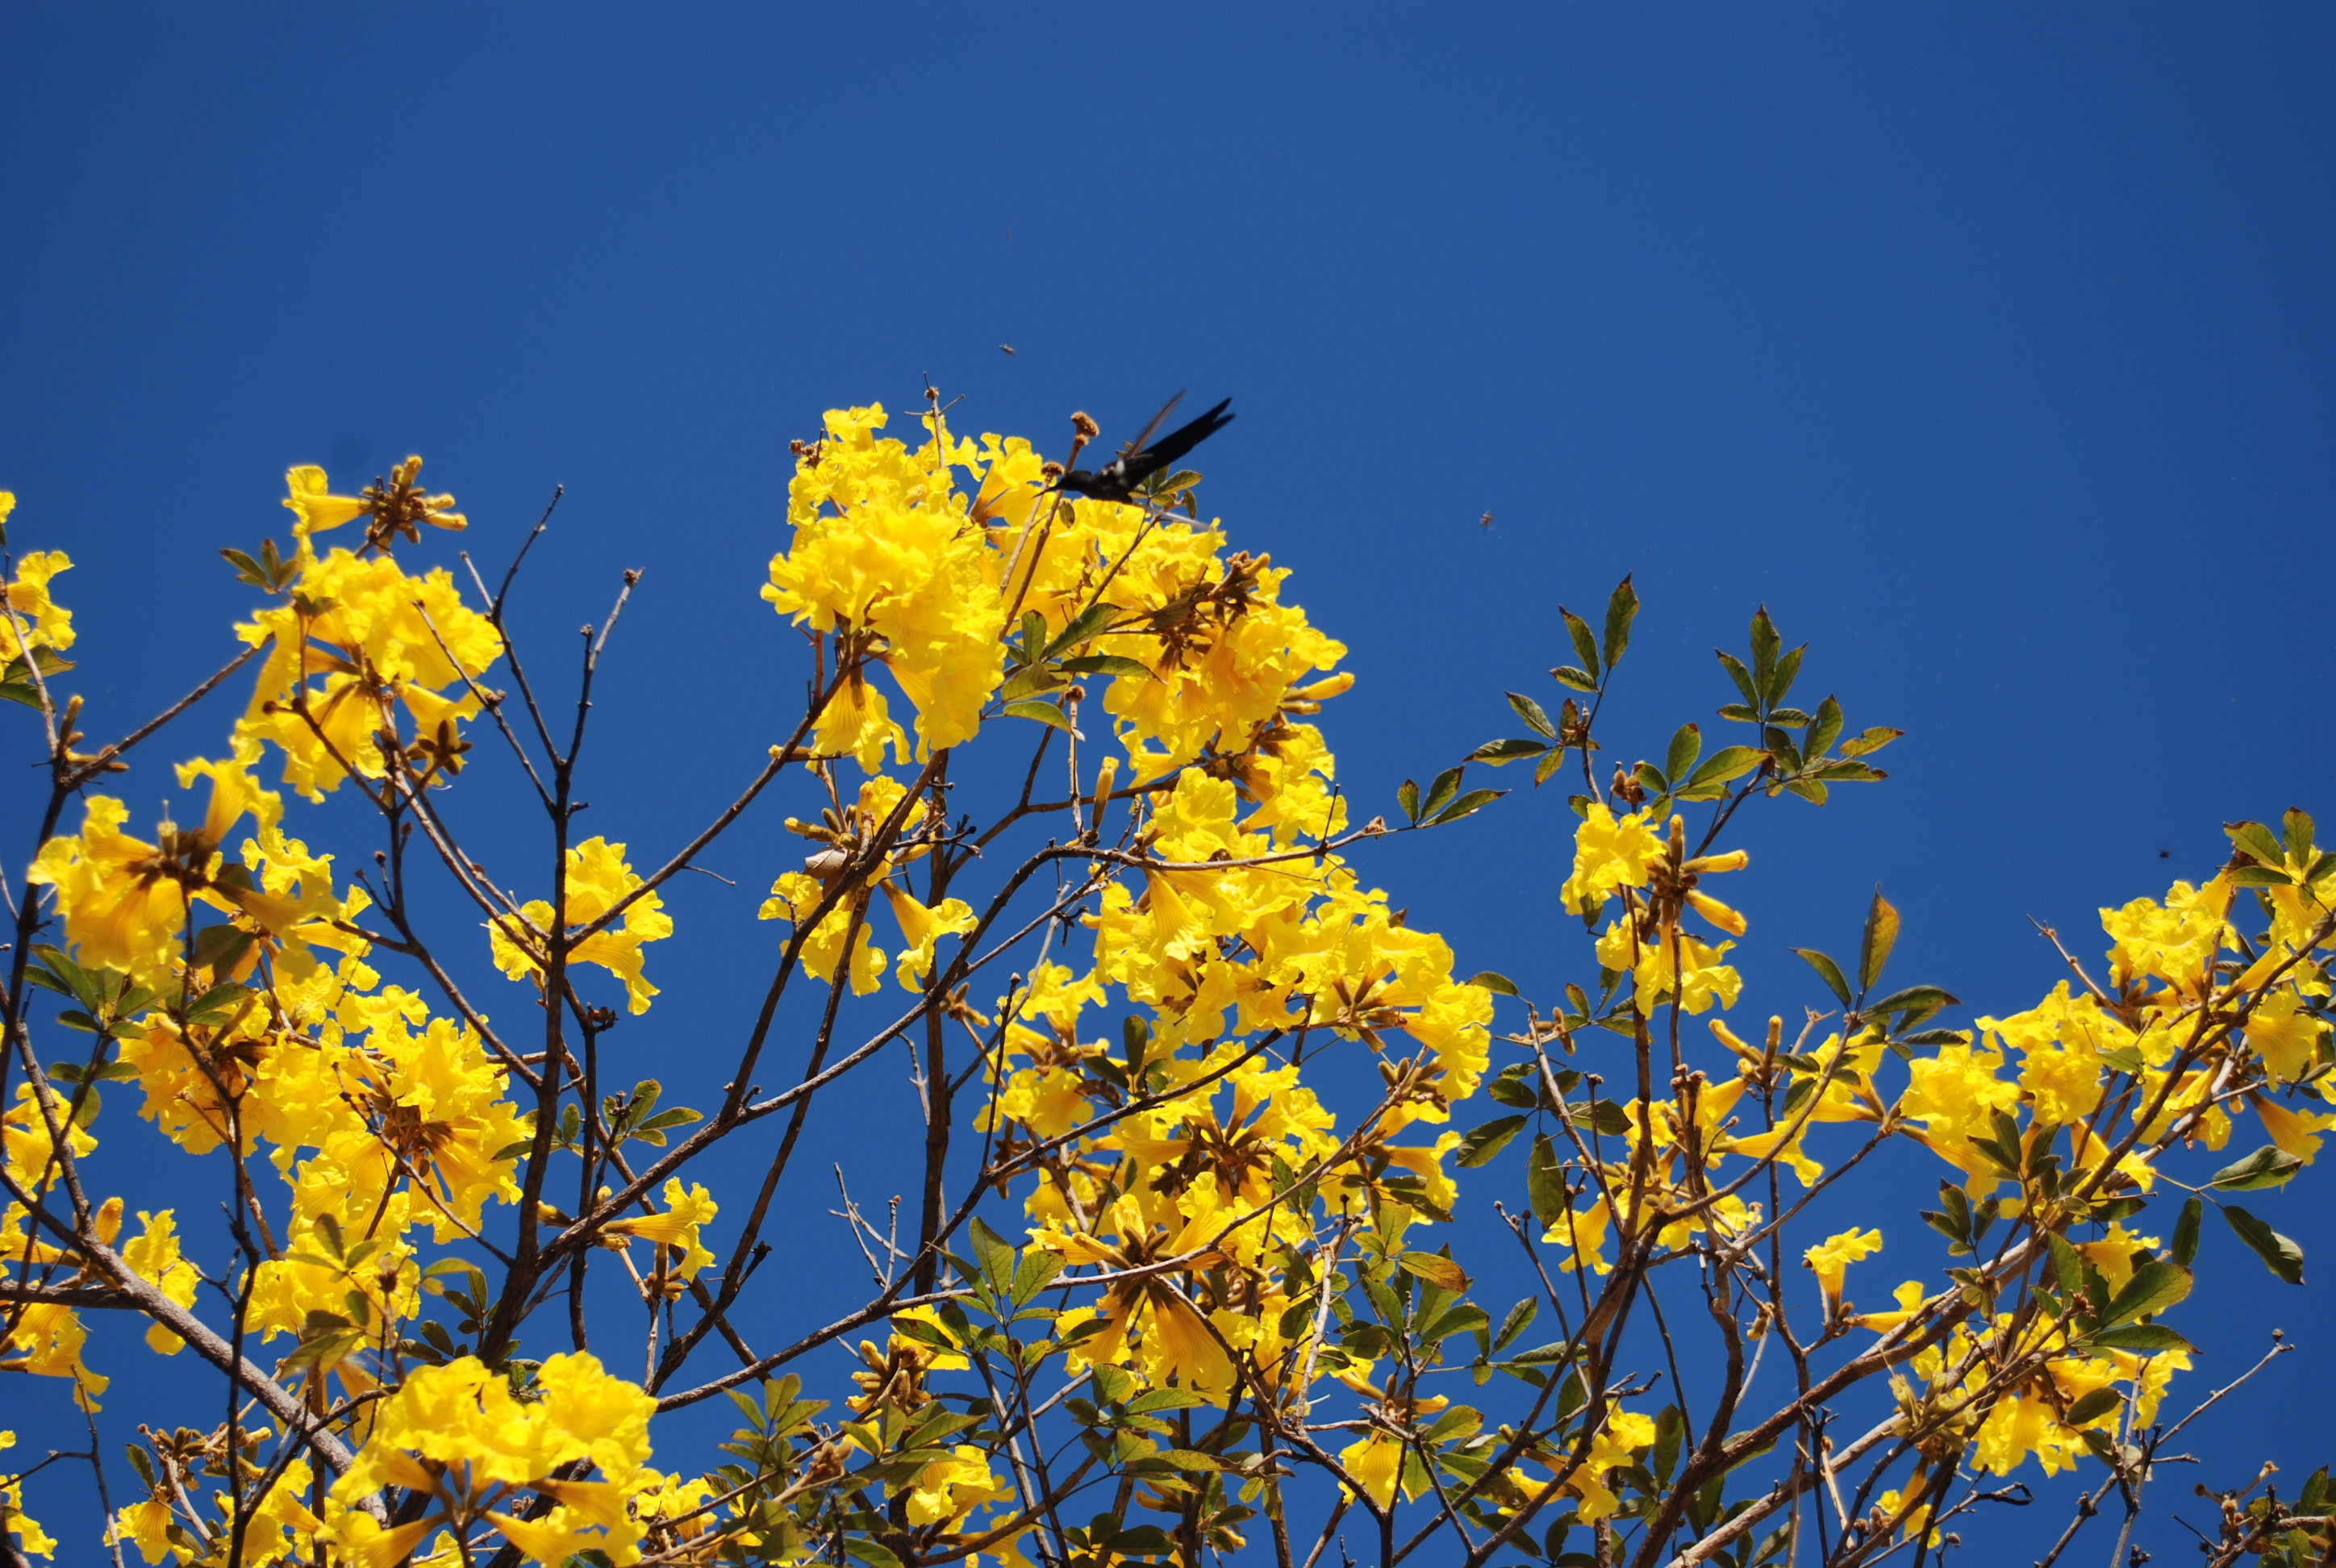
<box><xmin>1480</xmin><ymin>511</ymin><xmax>1494</xmax><ymax>529</ymax></box>
<box><xmin>1000</xmin><ymin>344</ymin><xmax>1016</xmax><ymax>356</ymax></box>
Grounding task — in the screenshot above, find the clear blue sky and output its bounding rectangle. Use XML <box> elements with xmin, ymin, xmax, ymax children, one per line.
<box><xmin>3</xmin><ymin>5</ymin><xmax>2331</xmax><ymax>1558</ymax></box>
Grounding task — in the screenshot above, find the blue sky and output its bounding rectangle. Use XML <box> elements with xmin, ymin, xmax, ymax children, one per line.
<box><xmin>3</xmin><ymin>5</ymin><xmax>2332</xmax><ymax>1558</ymax></box>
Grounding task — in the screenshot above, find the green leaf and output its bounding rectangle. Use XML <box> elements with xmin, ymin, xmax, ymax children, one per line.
<box><xmin>1838</xmin><ymin>726</ymin><xmax>1903</xmax><ymax>759</ymax></box>
<box><xmin>1012</xmin><ymin>1248</ymin><xmax>1066</xmax><ymax>1305</ymax></box>
<box><xmin>1526</xmin><ymin>1133</ymin><xmax>1565</xmax><ymax>1229</ymax></box>
<box><xmin>1397</xmin><ymin>778</ymin><xmax>1420</xmax><ymax>823</ymax></box>
<box><xmin>220</xmin><ymin>547</ymin><xmax>271</xmax><ymax>587</ymax></box>
<box><xmin>1685</xmin><ymin>745</ymin><xmax>1763</xmax><ymax>790</ymax></box>
<box><xmin>629</xmin><ymin>1106</ymin><xmax>703</xmax><ymax>1146</ymax></box>
<box><xmin>1466</xmin><ymin>971</ymin><xmax>1519</xmax><ymax>998</ymax></box>
<box><xmin>2100</xmin><ymin>1260</ymin><xmax>2192</xmax><ymax>1327</ymax></box>
<box><xmin>2225</xmin><ymin>819</ymin><xmax>2287</xmax><ymax>866</ymax></box>
<box><xmin>1858</xmin><ymin>890</ymin><xmax>1900</xmax><ymax>995</ymax></box>
<box><xmin>1805</xmin><ymin>694</ymin><xmax>1844</xmax><ymax>758</ymax></box>
<box><xmin>1125</xmin><ymin>1387</ymin><xmax>1210</xmax><ymax>1414</ymax></box>
<box><xmin>1429</xmin><ymin>788</ymin><xmax>1505</xmax><ymax>826</ymax></box>
<box><xmin>2088</xmin><ymin>1324</ymin><xmax>2194</xmax><ymax>1354</ymax></box>
<box><xmin>2210</xmin><ymin>1145</ymin><xmax>2304</xmax><ymax>1191</ymax></box>
<box><xmin>2221</xmin><ymin>1204</ymin><xmax>2305</xmax><ymax>1285</ymax></box>
<box><xmin>1487</xmin><ymin>1065</ymin><xmax>1539</xmax><ymax>1108</ymax></box>
<box><xmin>1043</xmin><ymin>600</ymin><xmax>1123</xmax><ymax>659</ymax></box>
<box><xmin>1002</xmin><ymin>699</ymin><xmax>1078</xmax><ymax>734</ymax></box>
<box><xmin>1469</xmin><ymin>736</ymin><xmax>1548</xmax><ymax>765</ymax></box>
<box><xmin>842</xmin><ymin>1539</ymin><xmax>906</xmax><ymax>1568</ymax></box>
<box><xmin>1601</xmin><ymin>575</ymin><xmax>1639</xmax><ymax>672</ymax></box>
<box><xmin>967</xmin><ymin>1217</ymin><xmax>1017</xmax><ymax>1296</ymax></box>
<box><xmin>1585</xmin><ymin>1098</ymin><xmax>1632</xmax><ymax>1137</ymax></box>
<box><xmin>185</xmin><ymin>982</ymin><xmax>254</xmax><ymax>1024</ymax></box>
<box><xmin>2283</xmin><ymin>807</ymin><xmax>2316</xmax><ymax>866</ymax></box>
<box><xmin>1420</xmin><ymin>766</ymin><xmax>1463</xmax><ymax>820</ymax></box>
<box><xmin>1651</xmin><ymin>1404</ymin><xmax>1685</xmax><ymax>1486</ymax></box>
<box><xmin>997</xmin><ymin>661</ymin><xmax>1063</xmax><ymax>702</ymax></box>
<box><xmin>2046</xmin><ymin>1232</ymin><xmax>2085</xmax><ymax>1296</ymax></box>
<box><xmin>1560</xmin><ymin>607</ymin><xmax>1601</xmax><ymax>682</ymax></box>
<box><xmin>1508</xmin><ymin>1341</ymin><xmax>1576</xmax><ymax>1366</ymax></box>
<box><xmin>1793</xmin><ymin>949</ymin><xmax>1854</xmax><ymax>1009</ymax></box>
<box><xmin>1494</xmin><ymin>1296</ymin><xmax>1537</xmax><ymax>1353</ymax></box>
<box><xmin>1664</xmin><ymin>724</ymin><xmax>1701</xmax><ymax>785</ymax></box>
<box><xmin>1748</xmin><ymin>607</ymin><xmax>1781</xmax><ymax>698</ymax></box>
<box><xmin>1398</xmin><ymin>1251</ymin><xmax>1470</xmax><ymax>1292</ymax></box>
<box><xmin>1550</xmin><ymin>665</ymin><xmax>1600</xmax><ymax>693</ymax></box>
<box><xmin>1455</xmin><ymin>1115</ymin><xmax>1527</xmax><ymax>1169</ymax></box>
<box><xmin>1767</xmin><ymin>707</ymin><xmax>1811</xmax><ymax>728</ymax></box>
<box><xmin>1768</xmin><ymin>644</ymin><xmax>1805</xmax><ymax>707</ymax></box>
<box><xmin>2063</xmin><ymin>1387</ymin><xmax>2124</xmax><ymax>1427</ymax></box>
<box><xmin>2171</xmin><ymin>1195</ymin><xmax>2203</xmax><ymax>1266</ymax></box>
<box><xmin>1715</xmin><ymin>649</ymin><xmax>1760</xmax><ymax>710</ymax></box>
<box><xmin>1535</xmin><ymin>747</ymin><xmax>1568</xmax><ymax>787</ymax></box>
<box><xmin>1508</xmin><ymin>690</ymin><xmax>1558</xmax><ymax>739</ymax></box>
<box><xmin>1866</xmin><ymin>984</ymin><xmax>1960</xmax><ymax>1018</ymax></box>
<box><xmin>1058</xmin><ymin>653</ymin><xmax>1156</xmax><ymax>682</ymax></box>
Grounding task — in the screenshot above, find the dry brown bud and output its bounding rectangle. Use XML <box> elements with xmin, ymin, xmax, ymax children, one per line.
<box><xmin>1070</xmin><ymin>411</ymin><xmax>1099</xmax><ymax>440</ymax></box>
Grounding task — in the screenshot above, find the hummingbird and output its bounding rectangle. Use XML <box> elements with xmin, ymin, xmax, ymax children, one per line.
<box><xmin>1054</xmin><ymin>393</ymin><xmax>1233</xmax><ymax>505</ymax></box>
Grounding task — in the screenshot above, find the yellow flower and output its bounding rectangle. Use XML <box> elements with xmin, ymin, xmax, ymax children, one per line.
<box><xmin>902</xmin><ymin>1445</ymin><xmax>1003</xmax><ymax>1528</ymax></box>
<box><xmin>490</xmin><ymin>837</ymin><xmax>673</xmax><ymax>1014</ymax></box>
<box><xmin>604</xmin><ymin>1179</ymin><xmax>720</xmax><ymax>1280</ymax></box>
<box><xmin>121</xmin><ymin>1209</ymin><xmax>201</xmax><ymax>1354</ymax></box>
<box><xmin>328</xmin><ymin>1353</ymin><xmax>654</xmax><ymax>1564</ymax></box>
<box><xmin>1339</xmin><ymin>1428</ymin><xmax>1407</xmax><ymax>1511</ymax></box>
<box><xmin>2249</xmin><ymin>1092</ymin><xmax>2336</xmax><ymax>1164</ymax></box>
<box><xmin>765</xmin><ymin>405</ymin><xmax>1004</xmax><ymax>762</ymax></box>
<box><xmin>282</xmin><ymin>465</ymin><xmax>370</xmax><ymax>538</ymax></box>
<box><xmin>2100</xmin><ymin>877</ymin><xmax>2233</xmax><ymax>998</ymax></box>
<box><xmin>1595</xmin><ymin>918</ymin><xmax>1742</xmax><ymax>1015</ymax></box>
<box><xmin>26</xmin><ymin>755</ymin><xmax>327</xmax><ymax>987</ymax></box>
<box><xmin>236</xmin><ymin>544</ymin><xmax>502</xmax><ymax>799</ymax></box>
<box><xmin>2</xmin><ymin>1430</ymin><xmax>57</xmax><ymax>1561</ymax></box>
<box><xmin>1564</xmin><ymin>1406</ymin><xmax>1658</xmax><ymax>1522</ymax></box>
<box><xmin>0</xmin><ymin>547</ymin><xmax>75</xmax><ymax>663</ymax></box>
<box><xmin>1850</xmin><ymin>1279</ymin><xmax>1934</xmax><ymax>1333</ymax></box>
<box><xmin>2246</xmin><ymin>991</ymin><xmax>2329</xmax><ymax>1085</ymax></box>
<box><xmin>1559</xmin><ymin>803</ymin><xmax>1662</xmax><ymax>915</ymax></box>
<box><xmin>283</xmin><ymin>457</ymin><xmax>465</xmax><ymax>549</ymax></box>
<box><xmin>1804</xmin><ymin>1227</ymin><xmax>1883</xmax><ymax>1311</ymax></box>
<box><xmin>1541</xmin><ymin>1196</ymin><xmax>1613</xmax><ymax>1276</ymax></box>
<box><xmin>759</xmin><ymin>869</ymin><xmax>886</xmax><ymax>993</ymax></box>
<box><xmin>886</xmin><ymin>882</ymin><xmax>977</xmax><ymax>991</ymax></box>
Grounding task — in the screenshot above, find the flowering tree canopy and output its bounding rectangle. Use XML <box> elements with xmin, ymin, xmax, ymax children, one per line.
<box><xmin>0</xmin><ymin>401</ymin><xmax>2328</xmax><ymax>1568</ymax></box>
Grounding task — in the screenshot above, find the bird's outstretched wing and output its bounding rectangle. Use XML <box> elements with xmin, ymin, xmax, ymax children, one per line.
<box><xmin>1133</xmin><ymin>397</ymin><xmax>1234</xmax><ymax>475</ymax></box>
<box><xmin>1119</xmin><ymin>391</ymin><xmax>1187</xmax><ymax>460</ymax></box>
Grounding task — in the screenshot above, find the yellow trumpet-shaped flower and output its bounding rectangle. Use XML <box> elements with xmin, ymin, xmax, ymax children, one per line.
<box><xmin>603</xmin><ymin>1179</ymin><xmax>720</xmax><ymax>1279</ymax></box>
<box><xmin>327</xmin><ymin>1353</ymin><xmax>654</xmax><ymax>1565</ymax></box>
<box><xmin>236</xmin><ymin>544</ymin><xmax>502</xmax><ymax>798</ymax></box>
<box><xmin>283</xmin><ymin>457</ymin><xmax>465</xmax><ymax>551</ymax></box>
<box><xmin>1559</xmin><ymin>803</ymin><xmax>1663</xmax><ymax>915</ymax></box>
<box><xmin>490</xmin><ymin>837</ymin><xmax>673</xmax><ymax>1014</ymax></box>
<box><xmin>0</xmin><ymin>544</ymin><xmax>74</xmax><ymax>664</ymax></box>
<box><xmin>2</xmin><ymin>1429</ymin><xmax>58</xmax><ymax>1561</ymax></box>
<box><xmin>1804</xmin><ymin>1227</ymin><xmax>1883</xmax><ymax>1312</ymax></box>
